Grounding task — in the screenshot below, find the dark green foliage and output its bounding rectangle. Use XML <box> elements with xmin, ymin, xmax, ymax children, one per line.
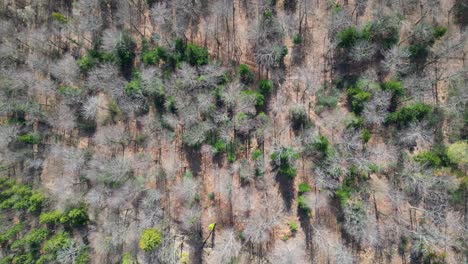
<box><xmin>453</xmin><ymin>0</ymin><xmax>468</xmax><ymax>27</ymax></box>
<box><xmin>251</xmin><ymin>149</ymin><xmax>263</xmax><ymax>160</ymax></box>
<box><xmin>270</xmin><ymin>147</ymin><xmax>299</xmax><ymax>178</ymax></box>
<box><xmin>293</xmin><ymin>34</ymin><xmax>303</xmax><ymax>45</ymax></box>
<box><xmin>11</xmin><ymin>228</ymin><xmax>49</xmax><ymax>250</ymax></box>
<box><xmin>276</xmin><ymin>45</ymin><xmax>289</xmax><ymax>64</ymax></box>
<box><xmin>312</xmin><ymin>134</ymin><xmax>330</xmax><ymax>155</ymax></box>
<box><xmin>17</xmin><ymin>132</ymin><xmax>41</xmax><ymax>144</ymax></box>
<box><xmin>337</xmin><ymin>27</ymin><xmax>360</xmax><ymax>48</ymax></box>
<box><xmin>433</xmin><ymin>26</ymin><xmax>448</xmax><ymax>40</ymax></box>
<box><xmin>12</xmin><ymin>253</ymin><xmax>34</xmax><ymax>264</ymax></box>
<box><xmin>77</xmin><ymin>54</ymin><xmax>98</xmax><ymax>73</ymax></box>
<box><xmin>386</xmin><ymin>103</ymin><xmax>433</xmax><ymax>125</ymax></box>
<box><xmin>239</xmin><ymin>64</ymin><xmax>254</xmax><ymax>84</ymax></box>
<box><xmin>174</xmin><ymin>38</ymin><xmax>186</xmax><ymax>57</ymax></box>
<box><xmin>42</xmin><ymin>232</ymin><xmax>70</xmax><ymax>254</ymax></box>
<box><xmin>62</xmin><ymin>204</ymin><xmax>89</xmax><ymax>227</ymax></box>
<box><xmin>408</xmin><ymin>44</ymin><xmax>430</xmax><ymax>61</ymax></box>
<box><xmin>211</xmin><ymin>139</ymin><xmax>227</xmax><ymax>155</ymax></box>
<box><xmin>241</xmin><ymin>90</ymin><xmax>265</xmax><ymax>107</ymax></box>
<box><xmin>408</xmin><ymin>25</ymin><xmax>447</xmax><ymax>62</ymax></box>
<box><xmin>347</xmin><ymin>86</ymin><xmax>371</xmax><ymax>114</ymax></box>
<box><xmin>336</xmin><ymin>184</ymin><xmax>352</xmax><ymax>205</ymax></box>
<box><xmin>115</xmin><ymin>31</ymin><xmax>136</xmax><ymax>76</ymax></box>
<box><xmin>362</xmin><ymin>129</ymin><xmax>371</xmax><ymax>143</ymax></box>
<box><xmin>258</xmin><ymin>79</ymin><xmax>273</xmax><ymax>95</ymax></box>
<box><xmin>298</xmin><ymin>182</ymin><xmax>312</xmax><ymax>194</ymax></box>
<box><xmin>185</xmin><ymin>44</ymin><xmax>209</xmax><ymax>66</ymax></box>
<box><xmin>142</xmin><ymin>47</ymin><xmax>168</xmax><ymax>65</ymax></box>
<box><xmin>369</xmin><ymin>15</ymin><xmax>400</xmax><ymax>48</ymax></box>
<box><xmin>227</xmin><ymin>141</ymin><xmax>236</xmax><ymax>163</ymax></box>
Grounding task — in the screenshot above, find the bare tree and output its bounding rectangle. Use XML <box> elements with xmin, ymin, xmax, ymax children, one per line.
<box><xmin>208</xmin><ymin>228</ymin><xmax>241</xmax><ymax>263</ymax></box>
<box><xmin>49</xmin><ymin>54</ymin><xmax>79</xmax><ymax>85</ymax></box>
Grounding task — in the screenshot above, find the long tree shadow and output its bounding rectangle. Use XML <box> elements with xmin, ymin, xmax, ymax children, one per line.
<box><xmin>275</xmin><ymin>173</ymin><xmax>295</xmax><ymax>211</ymax></box>
<box><xmin>183</xmin><ymin>146</ymin><xmax>202</xmax><ymax>177</ymax></box>
<box><xmin>298</xmin><ymin>206</ymin><xmax>313</xmax><ymax>250</ymax></box>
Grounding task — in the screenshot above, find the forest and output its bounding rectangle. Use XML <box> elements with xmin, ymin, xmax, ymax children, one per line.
<box><xmin>0</xmin><ymin>0</ymin><xmax>467</xmax><ymax>263</ymax></box>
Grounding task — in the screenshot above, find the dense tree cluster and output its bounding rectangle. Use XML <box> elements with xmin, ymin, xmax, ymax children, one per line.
<box><xmin>0</xmin><ymin>0</ymin><xmax>466</xmax><ymax>263</ymax></box>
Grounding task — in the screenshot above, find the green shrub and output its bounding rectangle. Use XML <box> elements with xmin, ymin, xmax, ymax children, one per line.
<box><xmin>433</xmin><ymin>26</ymin><xmax>447</xmax><ymax>40</ymax></box>
<box><xmin>347</xmin><ymin>86</ymin><xmax>371</xmax><ymax>114</ymax></box>
<box><xmin>0</xmin><ymin>256</ymin><xmax>13</xmax><ymax>264</ymax></box>
<box><xmin>288</xmin><ymin>221</ymin><xmax>298</xmax><ymax>232</ymax></box>
<box><xmin>27</xmin><ymin>191</ymin><xmax>46</xmax><ymax>212</ymax></box>
<box><xmin>414</xmin><ymin>151</ymin><xmax>441</xmax><ymax>167</ymax></box>
<box><xmin>252</xmin><ymin>149</ymin><xmax>263</xmax><ymax>160</ymax></box>
<box><xmin>239</xmin><ymin>64</ymin><xmax>254</xmax><ymax>84</ymax></box>
<box><xmin>125</xmin><ymin>79</ymin><xmax>141</xmax><ymax>95</ymax></box>
<box><xmin>0</xmin><ymin>182</ymin><xmax>45</xmax><ymax>212</ymax></box>
<box><xmin>362</xmin><ymin>129</ymin><xmax>371</xmax><ymax>143</ymax></box>
<box><xmin>298</xmin><ymin>182</ymin><xmax>312</xmax><ymax>194</ymax></box>
<box><xmin>381</xmin><ymin>80</ymin><xmax>404</xmax><ymax>96</ymax></box>
<box><xmin>77</xmin><ymin>54</ymin><xmax>98</xmax><ymax>73</ymax></box>
<box><xmin>447</xmin><ymin>141</ymin><xmax>467</xmax><ymax>169</ymax></box>
<box><xmin>12</xmin><ymin>228</ymin><xmax>49</xmax><ymax>249</ymax></box>
<box><xmin>297</xmin><ymin>195</ymin><xmax>310</xmax><ymax>212</ymax></box>
<box><xmin>42</xmin><ymin>232</ymin><xmax>70</xmax><ymax>254</ymax></box>
<box><xmin>51</xmin><ymin>12</ymin><xmax>68</xmax><ymax>24</ymax></box>
<box><xmin>63</xmin><ymin>205</ymin><xmax>89</xmax><ymax>227</ymax></box>
<box><xmin>139</xmin><ymin>228</ymin><xmax>162</xmax><ymax>252</ymax></box>
<box><xmin>75</xmin><ymin>248</ymin><xmax>91</xmax><ymax>264</ymax></box>
<box><xmin>386</xmin><ymin>103</ymin><xmax>432</xmax><ymax>125</ymax></box>
<box><xmin>185</xmin><ymin>44</ymin><xmax>209</xmax><ymax>66</ymax></box>
<box><xmin>208</xmin><ymin>192</ymin><xmax>215</xmax><ymax>200</ymax></box>
<box><xmin>142</xmin><ymin>46</ymin><xmax>169</xmax><ymax>65</ymax></box>
<box><xmin>335</xmin><ymin>184</ymin><xmax>352</xmax><ymax>205</ymax></box>
<box><xmin>0</xmin><ymin>223</ymin><xmax>24</xmax><ymax>244</ymax></box>
<box><xmin>408</xmin><ymin>44</ymin><xmax>429</xmax><ymax>60</ymax></box>
<box><xmin>12</xmin><ymin>254</ymin><xmax>34</xmax><ymax>264</ymax></box>
<box><xmin>17</xmin><ymin>132</ymin><xmax>41</xmax><ymax>144</ymax></box>
<box><xmin>122</xmin><ymin>253</ymin><xmax>137</xmax><ymax>264</ymax></box>
<box><xmin>40</xmin><ymin>210</ymin><xmax>63</xmax><ymax>225</ymax></box>
<box><xmin>210</xmin><ymin>139</ymin><xmax>225</xmax><ymax>155</ymax></box>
